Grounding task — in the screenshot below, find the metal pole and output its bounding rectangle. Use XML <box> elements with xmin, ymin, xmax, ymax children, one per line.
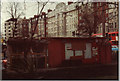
<box><xmin>63</xmin><ymin>12</ymin><xmax>66</xmax><ymax>37</ymax></box>
<box><xmin>78</xmin><ymin>5</ymin><xmax>79</xmax><ymax>36</ymax></box>
<box><xmin>107</xmin><ymin>2</ymin><xmax>110</xmax><ymax>32</ymax></box>
<box><xmin>37</xmin><ymin>2</ymin><xmax>40</xmax><ymax>15</ymax></box>
<box><xmin>102</xmin><ymin>2</ymin><xmax>106</xmax><ymax>37</ymax></box>
<box><xmin>57</xmin><ymin>14</ymin><xmax>59</xmax><ymax>36</ymax></box>
<box><xmin>94</xmin><ymin>2</ymin><xmax>97</xmax><ymax>34</ymax></box>
<box><xmin>30</xmin><ymin>19</ymin><xmax>32</xmax><ymax>38</ymax></box>
<box><xmin>44</xmin><ymin>14</ymin><xmax>47</xmax><ymax>37</ymax></box>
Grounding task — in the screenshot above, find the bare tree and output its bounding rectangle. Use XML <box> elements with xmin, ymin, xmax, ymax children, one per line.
<box><xmin>5</xmin><ymin>1</ymin><xmax>49</xmax><ymax>73</ymax></box>
<box><xmin>23</xmin><ymin>1</ymin><xmax>49</xmax><ymax>73</ymax></box>
<box><xmin>6</xmin><ymin>2</ymin><xmax>24</xmax><ymax>19</ymax></box>
<box><xmin>77</xmin><ymin>3</ymin><xmax>102</xmax><ymax>37</ymax></box>
<box><xmin>76</xmin><ymin>2</ymin><xmax>118</xmax><ymax>37</ymax></box>
<box><xmin>6</xmin><ymin>2</ymin><xmax>24</xmax><ymax>37</ymax></box>
<box><xmin>31</xmin><ymin>1</ymin><xmax>48</xmax><ymax>38</ymax></box>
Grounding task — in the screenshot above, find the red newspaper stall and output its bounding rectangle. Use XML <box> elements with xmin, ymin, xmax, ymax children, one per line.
<box><xmin>41</xmin><ymin>37</ymin><xmax>112</xmax><ymax>68</ymax></box>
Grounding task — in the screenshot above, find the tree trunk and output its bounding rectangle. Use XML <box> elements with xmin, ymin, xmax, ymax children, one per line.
<box><xmin>23</xmin><ymin>46</ymin><xmax>34</xmax><ymax>73</ymax></box>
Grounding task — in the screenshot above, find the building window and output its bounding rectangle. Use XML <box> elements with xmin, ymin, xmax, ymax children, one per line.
<box><xmin>100</xmin><ymin>3</ymin><xmax>101</xmax><ymax>6</ymax></box>
<box><xmin>79</xmin><ymin>16</ymin><xmax>81</xmax><ymax>20</ymax></box>
<box><xmin>115</xmin><ymin>2</ymin><xmax>117</xmax><ymax>8</ymax></box>
<box><xmin>106</xmin><ymin>10</ymin><xmax>107</xmax><ymax>13</ymax></box>
<box><xmin>79</xmin><ymin>10</ymin><xmax>81</xmax><ymax>13</ymax></box>
<box><xmin>106</xmin><ymin>17</ymin><xmax>108</xmax><ymax>20</ymax></box>
<box><xmin>97</xmin><ymin>3</ymin><xmax>99</xmax><ymax>7</ymax></box>
<box><xmin>115</xmin><ymin>12</ymin><xmax>116</xmax><ymax>15</ymax></box>
<box><xmin>115</xmin><ymin>22</ymin><xmax>116</xmax><ymax>28</ymax></box>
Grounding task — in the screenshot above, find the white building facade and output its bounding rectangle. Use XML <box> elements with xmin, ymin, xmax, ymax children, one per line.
<box><xmin>66</xmin><ymin>2</ymin><xmax>79</xmax><ymax>37</ymax></box>
<box><xmin>47</xmin><ymin>2</ymin><xmax>80</xmax><ymax>37</ymax></box>
<box><xmin>4</xmin><ymin>18</ymin><xmax>22</xmax><ymax>42</ymax></box>
<box><xmin>4</xmin><ymin>20</ymin><xmax>14</xmax><ymax>41</ymax></box>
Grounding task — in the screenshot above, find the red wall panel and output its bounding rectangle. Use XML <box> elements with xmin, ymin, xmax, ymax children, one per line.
<box><xmin>48</xmin><ymin>40</ymin><xmax>65</xmax><ymax>67</ymax></box>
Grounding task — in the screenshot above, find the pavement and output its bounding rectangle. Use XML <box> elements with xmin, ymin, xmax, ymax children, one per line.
<box><xmin>2</xmin><ymin>62</ymin><xmax>118</xmax><ymax>80</ymax></box>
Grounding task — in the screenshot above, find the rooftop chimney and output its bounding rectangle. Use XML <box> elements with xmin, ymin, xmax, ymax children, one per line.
<box><xmin>34</xmin><ymin>15</ymin><xmax>37</xmax><ymax>17</ymax></box>
<box><xmin>42</xmin><ymin>12</ymin><xmax>46</xmax><ymax>15</ymax></box>
<box><xmin>48</xmin><ymin>9</ymin><xmax>52</xmax><ymax>13</ymax></box>
<box><xmin>68</xmin><ymin>2</ymin><xmax>73</xmax><ymax>5</ymax></box>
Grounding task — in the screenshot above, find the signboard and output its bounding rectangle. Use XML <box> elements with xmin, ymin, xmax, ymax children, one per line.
<box><xmin>84</xmin><ymin>43</ymin><xmax>92</xmax><ymax>59</ymax></box>
<box><xmin>65</xmin><ymin>43</ymin><xmax>73</xmax><ymax>60</ymax></box>
<box><xmin>75</xmin><ymin>51</ymin><xmax>82</xmax><ymax>56</ymax></box>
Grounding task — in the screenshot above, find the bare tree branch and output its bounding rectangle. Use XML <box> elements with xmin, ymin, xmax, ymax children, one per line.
<box><xmin>76</xmin><ymin>2</ymin><xmax>118</xmax><ymax>36</ymax></box>
<box><xmin>6</xmin><ymin>2</ymin><xmax>24</xmax><ymax>19</ymax></box>
<box><xmin>31</xmin><ymin>1</ymin><xmax>49</xmax><ymax>38</ymax></box>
